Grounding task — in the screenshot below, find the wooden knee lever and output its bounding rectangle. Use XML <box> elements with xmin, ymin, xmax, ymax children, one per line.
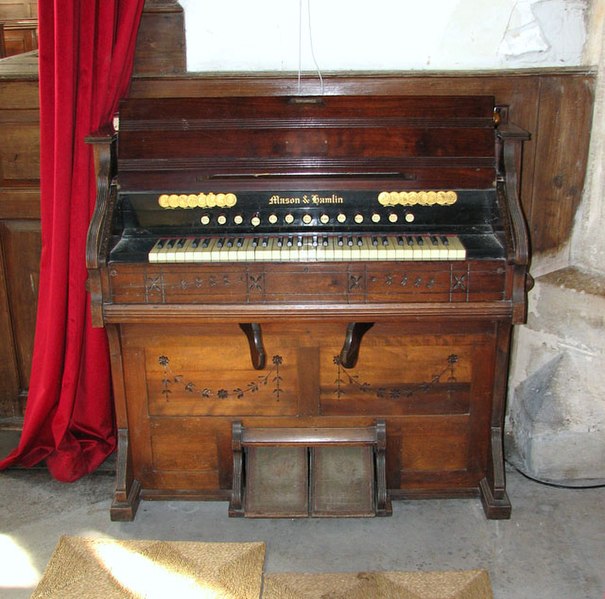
<box><xmin>339</xmin><ymin>322</ymin><xmax>374</xmax><ymax>368</ymax></box>
<box><xmin>239</xmin><ymin>323</ymin><xmax>266</xmax><ymax>370</ymax></box>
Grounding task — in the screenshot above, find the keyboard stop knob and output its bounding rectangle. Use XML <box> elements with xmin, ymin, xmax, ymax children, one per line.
<box><xmin>251</xmin><ymin>215</ymin><xmax>261</xmax><ymax>227</ymax></box>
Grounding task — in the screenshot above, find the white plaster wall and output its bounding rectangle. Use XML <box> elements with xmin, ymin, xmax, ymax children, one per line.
<box><xmin>572</xmin><ymin>7</ymin><xmax>605</xmax><ymax>274</ymax></box>
<box><xmin>178</xmin><ymin>0</ymin><xmax>590</xmax><ymax>72</ymax></box>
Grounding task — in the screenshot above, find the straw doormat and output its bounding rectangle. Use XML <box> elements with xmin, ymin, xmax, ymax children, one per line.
<box><xmin>31</xmin><ymin>536</ymin><xmax>265</xmax><ymax>599</ymax></box>
<box><xmin>32</xmin><ymin>536</ymin><xmax>493</xmax><ymax>599</ymax></box>
<box><xmin>262</xmin><ymin>570</ymin><xmax>493</xmax><ymax>599</ymax></box>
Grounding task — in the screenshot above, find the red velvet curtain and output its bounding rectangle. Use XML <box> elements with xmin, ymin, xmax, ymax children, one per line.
<box><xmin>0</xmin><ymin>0</ymin><xmax>144</xmax><ymax>481</ymax></box>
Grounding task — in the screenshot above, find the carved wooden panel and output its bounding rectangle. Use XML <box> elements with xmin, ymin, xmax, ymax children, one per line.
<box><xmin>0</xmin><ymin>53</ymin><xmax>39</xmax><ymax>417</ymax></box>
<box><xmin>2</xmin><ymin>19</ymin><xmax>37</xmax><ymax>56</ymax></box>
<box><xmin>0</xmin><ymin>0</ymin><xmax>37</xmax><ymax>19</ymax></box>
<box><xmin>115</xmin><ymin>319</ymin><xmax>498</xmax><ymax>499</ymax></box>
<box><xmin>108</xmin><ymin>261</ymin><xmax>507</xmax><ymax>306</ymax></box>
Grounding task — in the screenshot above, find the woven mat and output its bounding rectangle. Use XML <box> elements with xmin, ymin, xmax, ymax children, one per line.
<box><xmin>262</xmin><ymin>570</ymin><xmax>493</xmax><ymax>599</ymax></box>
<box><xmin>33</xmin><ymin>536</ymin><xmax>492</xmax><ymax>598</ymax></box>
<box><xmin>32</xmin><ymin>536</ymin><xmax>265</xmax><ymax>599</ymax></box>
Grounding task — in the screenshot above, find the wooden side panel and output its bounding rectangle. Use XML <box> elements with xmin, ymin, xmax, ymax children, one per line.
<box><xmin>132</xmin><ymin>0</ymin><xmax>185</xmax><ymax>75</ymax></box>
<box><xmin>0</xmin><ymin>240</ymin><xmax>19</xmax><ymax>415</ymax></box>
<box><xmin>2</xmin><ymin>19</ymin><xmax>37</xmax><ymax>57</ymax></box>
<box><xmin>0</xmin><ymin>60</ymin><xmax>40</xmax><ymax>416</ymax></box>
<box><xmin>528</xmin><ymin>74</ymin><xmax>595</xmax><ymax>253</ymax></box>
<box><xmin>0</xmin><ymin>221</ymin><xmax>40</xmax><ymax>391</ymax></box>
<box><xmin>0</xmin><ymin>1</ymin><xmax>37</xmax><ymax>19</ymax></box>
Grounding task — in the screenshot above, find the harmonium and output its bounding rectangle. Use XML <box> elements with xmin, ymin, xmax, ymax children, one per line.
<box><xmin>86</xmin><ymin>94</ymin><xmax>531</xmax><ymax>521</ymax></box>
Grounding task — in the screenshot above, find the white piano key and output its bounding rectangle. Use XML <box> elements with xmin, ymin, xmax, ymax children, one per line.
<box><xmin>192</xmin><ymin>238</ymin><xmax>211</xmax><ymax>262</ymax></box>
<box><xmin>165</xmin><ymin>238</ymin><xmax>182</xmax><ymax>263</ymax></box>
<box><xmin>254</xmin><ymin>238</ymin><xmax>272</xmax><ymax>261</ymax></box>
<box><xmin>183</xmin><ymin>238</ymin><xmax>199</xmax><ymax>262</ymax></box>
<box><xmin>148</xmin><ymin>239</ymin><xmax>165</xmax><ymax>263</ymax></box>
<box><xmin>173</xmin><ymin>238</ymin><xmax>189</xmax><ymax>263</ymax></box>
<box><xmin>157</xmin><ymin>238</ymin><xmax>176</xmax><ymax>262</ymax></box>
<box><xmin>238</xmin><ymin>238</ymin><xmax>254</xmax><ymax>261</ymax></box>
<box><xmin>200</xmin><ymin>238</ymin><xmax>217</xmax><ymax>262</ymax></box>
<box><xmin>447</xmin><ymin>235</ymin><xmax>466</xmax><ymax>259</ymax></box>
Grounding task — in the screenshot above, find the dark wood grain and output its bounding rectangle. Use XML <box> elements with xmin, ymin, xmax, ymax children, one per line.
<box><xmin>0</xmin><ymin>54</ymin><xmax>40</xmax><ymax>416</ymax></box>
<box><xmin>86</xmin><ymin>93</ymin><xmax>530</xmax><ymax>520</ymax></box>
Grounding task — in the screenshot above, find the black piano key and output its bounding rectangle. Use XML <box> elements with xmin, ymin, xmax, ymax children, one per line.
<box><xmin>347</xmin><ymin>236</ymin><xmax>354</xmax><ymax>247</ymax></box>
<box><xmin>261</xmin><ymin>238</ymin><xmax>269</xmax><ymax>247</ymax></box>
<box><xmin>322</xmin><ymin>236</ymin><xmax>329</xmax><ymax>247</ymax></box>
<box><xmin>236</xmin><ymin>237</ymin><xmax>244</xmax><ymax>248</ymax></box>
<box><xmin>431</xmin><ymin>235</ymin><xmax>439</xmax><ymax>245</ymax></box>
<box><xmin>416</xmin><ymin>236</ymin><xmax>424</xmax><ymax>246</ymax></box>
<box><xmin>191</xmin><ymin>238</ymin><xmax>200</xmax><ymax>248</ymax></box>
<box><xmin>397</xmin><ymin>236</ymin><xmax>404</xmax><ymax>246</ymax></box>
<box><xmin>406</xmin><ymin>236</ymin><xmax>414</xmax><ymax>246</ymax></box>
<box><xmin>217</xmin><ymin>238</ymin><xmax>225</xmax><ymax>248</ymax></box>
<box><xmin>337</xmin><ymin>236</ymin><xmax>344</xmax><ymax>247</ymax></box>
<box><xmin>202</xmin><ymin>238</ymin><xmax>211</xmax><ymax>248</ymax></box>
<box><xmin>277</xmin><ymin>237</ymin><xmax>284</xmax><ymax>247</ymax></box>
<box><xmin>441</xmin><ymin>235</ymin><xmax>449</xmax><ymax>245</ymax></box>
<box><xmin>226</xmin><ymin>238</ymin><xmax>234</xmax><ymax>248</ymax></box>
<box><xmin>372</xmin><ymin>236</ymin><xmax>378</xmax><ymax>246</ymax></box>
<box><xmin>356</xmin><ymin>237</ymin><xmax>363</xmax><ymax>246</ymax></box>
<box><xmin>286</xmin><ymin>237</ymin><xmax>293</xmax><ymax>247</ymax></box>
<box><xmin>382</xmin><ymin>236</ymin><xmax>389</xmax><ymax>246</ymax></box>
<box><xmin>252</xmin><ymin>237</ymin><xmax>259</xmax><ymax>247</ymax></box>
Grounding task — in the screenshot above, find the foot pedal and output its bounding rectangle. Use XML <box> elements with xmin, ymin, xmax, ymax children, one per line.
<box><xmin>229</xmin><ymin>421</ymin><xmax>391</xmax><ymax>518</ymax></box>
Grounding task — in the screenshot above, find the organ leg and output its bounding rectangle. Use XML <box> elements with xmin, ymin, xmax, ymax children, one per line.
<box><xmin>339</xmin><ymin>322</ymin><xmax>374</xmax><ymax>368</ymax></box>
<box><xmin>239</xmin><ymin>323</ymin><xmax>266</xmax><ymax>370</ymax></box>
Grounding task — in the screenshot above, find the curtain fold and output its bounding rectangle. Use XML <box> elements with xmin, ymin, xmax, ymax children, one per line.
<box><xmin>0</xmin><ymin>0</ymin><xmax>145</xmax><ymax>481</ymax></box>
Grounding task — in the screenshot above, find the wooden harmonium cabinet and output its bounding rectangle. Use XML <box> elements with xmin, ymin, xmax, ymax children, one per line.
<box><xmin>86</xmin><ymin>94</ymin><xmax>530</xmax><ymax>521</ymax></box>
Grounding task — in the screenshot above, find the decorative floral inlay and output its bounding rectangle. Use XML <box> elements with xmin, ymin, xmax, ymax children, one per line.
<box><xmin>158</xmin><ymin>354</ymin><xmax>283</xmax><ymax>400</ymax></box>
<box><xmin>452</xmin><ymin>274</ymin><xmax>467</xmax><ymax>291</ymax></box>
<box><xmin>145</xmin><ymin>275</ymin><xmax>163</xmax><ymax>294</ymax></box>
<box><xmin>248</xmin><ymin>274</ymin><xmax>264</xmax><ymax>292</ymax></box>
<box><xmin>333</xmin><ymin>353</ymin><xmax>459</xmax><ymax>400</ymax></box>
<box><xmin>371</xmin><ymin>273</ymin><xmax>437</xmax><ymax>289</ymax></box>
<box><xmin>349</xmin><ymin>275</ymin><xmax>363</xmax><ymax>290</ymax></box>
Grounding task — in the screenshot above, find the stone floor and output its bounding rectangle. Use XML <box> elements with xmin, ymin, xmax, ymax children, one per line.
<box><xmin>0</xmin><ymin>434</ymin><xmax>604</xmax><ymax>598</ymax></box>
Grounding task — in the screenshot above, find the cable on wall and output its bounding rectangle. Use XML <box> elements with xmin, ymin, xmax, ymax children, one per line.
<box><xmin>297</xmin><ymin>0</ymin><xmax>324</xmax><ymax>95</ymax></box>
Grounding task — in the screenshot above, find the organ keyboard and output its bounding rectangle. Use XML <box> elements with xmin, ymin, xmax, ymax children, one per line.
<box><xmin>112</xmin><ymin>187</ymin><xmax>502</xmax><ymax>264</ymax></box>
<box><xmin>87</xmin><ymin>93</ymin><xmax>530</xmax><ymax>521</ymax></box>
<box><xmin>148</xmin><ymin>234</ymin><xmax>466</xmax><ymax>263</ymax></box>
